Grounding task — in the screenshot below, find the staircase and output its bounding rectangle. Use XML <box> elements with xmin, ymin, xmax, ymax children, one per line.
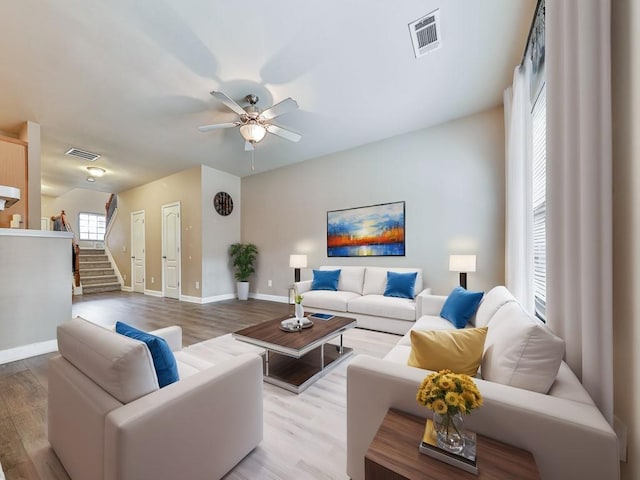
<box><xmin>79</xmin><ymin>248</ymin><xmax>121</xmax><ymax>294</ymax></box>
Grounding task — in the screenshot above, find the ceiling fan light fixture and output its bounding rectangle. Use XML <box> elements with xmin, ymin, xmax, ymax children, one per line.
<box><xmin>239</xmin><ymin>122</ymin><xmax>267</xmax><ymax>143</ymax></box>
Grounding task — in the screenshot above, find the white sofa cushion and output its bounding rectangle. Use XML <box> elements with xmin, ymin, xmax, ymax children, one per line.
<box><xmin>302</xmin><ymin>290</ymin><xmax>360</xmax><ymax>312</ymax></box>
<box><xmin>362</xmin><ymin>267</ymin><xmax>423</xmax><ymax>296</ymax></box>
<box><xmin>481</xmin><ymin>302</ymin><xmax>565</xmax><ymax>393</ymax></box>
<box><xmin>174</xmin><ymin>351</ymin><xmax>216</xmax><ymax>379</ymax></box>
<box><xmin>348</xmin><ymin>294</ymin><xmax>416</xmax><ymax>321</ymax></box>
<box><xmin>57</xmin><ymin>317</ymin><xmax>159</xmax><ymax>403</ymax></box>
<box><xmin>397</xmin><ymin>314</ymin><xmax>459</xmax><ymax>346</ymax></box>
<box><xmin>474</xmin><ymin>285</ymin><xmax>517</xmax><ymax>327</ymax></box>
<box><xmin>320</xmin><ymin>266</ymin><xmax>365</xmax><ymax>294</ymax></box>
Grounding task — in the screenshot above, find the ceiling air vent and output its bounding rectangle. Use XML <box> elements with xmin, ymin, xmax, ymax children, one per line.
<box><xmin>409</xmin><ymin>9</ymin><xmax>441</xmax><ymax>58</ymax></box>
<box><xmin>65</xmin><ymin>147</ymin><xmax>101</xmax><ymax>162</ymax></box>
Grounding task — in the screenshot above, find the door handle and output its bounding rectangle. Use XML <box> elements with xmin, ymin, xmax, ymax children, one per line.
<box><xmin>162</xmin><ymin>256</ymin><xmax>167</xmax><ymax>259</ymax></box>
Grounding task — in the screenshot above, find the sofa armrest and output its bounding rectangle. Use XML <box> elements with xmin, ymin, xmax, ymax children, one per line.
<box><xmin>295</xmin><ymin>280</ymin><xmax>312</xmax><ymax>294</ymax></box>
<box><xmin>414</xmin><ymin>288</ymin><xmax>432</xmax><ymax>318</ymax></box>
<box><xmin>417</xmin><ymin>293</ymin><xmax>447</xmax><ymax>317</ymax></box>
<box><xmin>148</xmin><ymin>326</ymin><xmax>183</xmax><ymax>352</ymax></box>
<box><xmin>104</xmin><ymin>353</ymin><xmax>263</xmax><ymax>480</ymax></box>
<box><xmin>346</xmin><ymin>355</ymin><xmax>618</xmax><ymax>480</ymax></box>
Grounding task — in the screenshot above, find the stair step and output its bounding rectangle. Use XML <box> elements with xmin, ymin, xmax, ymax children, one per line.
<box><xmin>82</xmin><ymin>283</ymin><xmax>121</xmax><ymax>294</ymax></box>
<box><xmin>79</xmin><ymin>268</ymin><xmax>114</xmax><ymax>276</ymax></box>
<box><xmin>80</xmin><ymin>261</ymin><xmax>111</xmax><ymax>270</ymax></box>
<box><xmin>80</xmin><ymin>249</ymin><xmax>105</xmax><ymax>255</ymax></box>
<box><xmin>79</xmin><ymin>254</ymin><xmax>108</xmax><ymax>262</ymax></box>
<box><xmin>82</xmin><ymin>275</ymin><xmax>118</xmax><ymax>286</ymax></box>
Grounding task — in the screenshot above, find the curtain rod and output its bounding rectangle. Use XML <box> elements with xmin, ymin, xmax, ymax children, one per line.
<box><xmin>520</xmin><ymin>0</ymin><xmax>544</xmax><ymax>67</ymax></box>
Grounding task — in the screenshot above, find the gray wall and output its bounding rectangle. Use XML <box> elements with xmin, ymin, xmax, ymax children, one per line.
<box><xmin>201</xmin><ymin>165</ymin><xmax>241</xmax><ymax>298</ymax></box>
<box><xmin>0</xmin><ymin>230</ymin><xmax>72</xmax><ymax>351</ymax></box>
<box><xmin>242</xmin><ymin>107</ymin><xmax>505</xmax><ymax>298</ymax></box>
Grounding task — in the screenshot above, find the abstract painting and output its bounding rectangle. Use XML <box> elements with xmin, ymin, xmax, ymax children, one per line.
<box><xmin>327</xmin><ymin>201</ymin><xmax>405</xmax><ymax>257</ymax></box>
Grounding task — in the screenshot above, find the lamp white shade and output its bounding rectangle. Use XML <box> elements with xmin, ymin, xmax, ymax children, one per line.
<box><xmin>289</xmin><ymin>254</ymin><xmax>308</xmax><ymax>269</ymax></box>
<box><xmin>449</xmin><ymin>254</ymin><xmax>476</xmax><ymax>273</ymax></box>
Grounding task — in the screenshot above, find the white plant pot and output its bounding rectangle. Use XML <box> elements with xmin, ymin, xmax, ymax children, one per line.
<box><xmin>237</xmin><ymin>281</ymin><xmax>249</xmax><ymax>300</ymax></box>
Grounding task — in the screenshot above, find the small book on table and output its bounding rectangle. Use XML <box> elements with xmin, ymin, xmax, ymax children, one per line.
<box><xmin>418</xmin><ymin>419</ymin><xmax>479</xmax><ymax>475</ymax></box>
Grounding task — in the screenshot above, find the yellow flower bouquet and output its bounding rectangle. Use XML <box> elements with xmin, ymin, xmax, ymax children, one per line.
<box><xmin>417</xmin><ymin>369</ymin><xmax>483</xmax><ymax>415</ymax></box>
<box><xmin>417</xmin><ymin>370</ymin><xmax>482</xmax><ymax>453</ymax></box>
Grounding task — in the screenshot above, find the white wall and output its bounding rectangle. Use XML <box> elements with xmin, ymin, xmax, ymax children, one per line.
<box><xmin>612</xmin><ymin>1</ymin><xmax>640</xmax><ymax>478</ymax></box>
<box><xmin>242</xmin><ymin>107</ymin><xmax>505</xmax><ymax>298</ymax></box>
<box><xmin>201</xmin><ymin>165</ymin><xmax>241</xmax><ymax>298</ymax></box>
<box><xmin>42</xmin><ymin>188</ymin><xmax>111</xmax><ymax>247</ymax></box>
<box><xmin>0</xmin><ymin>230</ymin><xmax>72</xmax><ymax>359</ymax></box>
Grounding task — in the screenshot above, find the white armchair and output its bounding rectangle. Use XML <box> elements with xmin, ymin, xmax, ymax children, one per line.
<box><xmin>48</xmin><ymin>317</ymin><xmax>263</xmax><ymax>480</ymax></box>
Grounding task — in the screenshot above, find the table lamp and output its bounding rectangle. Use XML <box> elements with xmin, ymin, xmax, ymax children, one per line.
<box><xmin>449</xmin><ymin>254</ymin><xmax>476</xmax><ymax>289</ymax></box>
<box><xmin>289</xmin><ymin>254</ymin><xmax>307</xmax><ymax>283</ymax></box>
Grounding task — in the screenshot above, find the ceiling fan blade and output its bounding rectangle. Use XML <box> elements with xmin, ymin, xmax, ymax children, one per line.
<box><xmin>210</xmin><ymin>90</ymin><xmax>247</xmax><ymax>116</ymax></box>
<box><xmin>197</xmin><ymin>122</ymin><xmax>239</xmax><ymax>132</ymax></box>
<box><xmin>244</xmin><ymin>141</ymin><xmax>255</xmax><ymax>151</ymax></box>
<box><xmin>266</xmin><ymin>124</ymin><xmax>302</xmax><ymax>143</ymax></box>
<box><xmin>260</xmin><ymin>98</ymin><xmax>298</xmax><ymax>120</ymax></box>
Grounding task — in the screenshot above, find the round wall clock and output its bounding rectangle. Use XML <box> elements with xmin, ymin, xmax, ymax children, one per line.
<box><xmin>213</xmin><ymin>191</ymin><xmax>233</xmax><ymax>216</ymax></box>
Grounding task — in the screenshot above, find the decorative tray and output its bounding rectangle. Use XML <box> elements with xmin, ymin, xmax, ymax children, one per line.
<box><xmin>280</xmin><ymin>317</ymin><xmax>314</xmax><ymax>332</ymax></box>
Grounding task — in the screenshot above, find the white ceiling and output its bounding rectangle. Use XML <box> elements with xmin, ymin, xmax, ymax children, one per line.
<box><xmin>0</xmin><ymin>1</ymin><xmax>535</xmax><ymax>197</ymax></box>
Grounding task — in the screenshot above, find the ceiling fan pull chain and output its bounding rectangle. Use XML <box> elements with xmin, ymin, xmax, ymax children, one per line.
<box><xmin>251</xmin><ymin>149</ymin><xmax>255</xmax><ymax>171</ymax></box>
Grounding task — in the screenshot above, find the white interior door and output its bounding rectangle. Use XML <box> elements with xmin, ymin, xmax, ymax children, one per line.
<box><xmin>162</xmin><ymin>202</ymin><xmax>181</xmax><ymax>299</ymax></box>
<box><xmin>131</xmin><ymin>211</ymin><xmax>145</xmax><ymax>293</ymax></box>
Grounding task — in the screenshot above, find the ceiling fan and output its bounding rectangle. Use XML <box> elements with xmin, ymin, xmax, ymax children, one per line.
<box><xmin>198</xmin><ymin>91</ymin><xmax>302</xmax><ymax>151</ymax></box>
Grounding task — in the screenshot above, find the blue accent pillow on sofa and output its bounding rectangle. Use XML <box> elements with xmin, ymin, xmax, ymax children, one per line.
<box><xmin>440</xmin><ymin>286</ymin><xmax>484</xmax><ymax>329</ymax></box>
<box><xmin>115</xmin><ymin>321</ymin><xmax>179</xmax><ymax>388</ymax></box>
<box><xmin>383</xmin><ymin>271</ymin><xmax>418</xmax><ymax>299</ymax></box>
<box><xmin>311</xmin><ymin>269</ymin><xmax>341</xmax><ymax>291</ymax></box>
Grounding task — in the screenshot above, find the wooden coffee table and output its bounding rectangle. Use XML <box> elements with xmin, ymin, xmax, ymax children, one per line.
<box><xmin>232</xmin><ymin>314</ymin><xmax>356</xmax><ymax>393</ymax></box>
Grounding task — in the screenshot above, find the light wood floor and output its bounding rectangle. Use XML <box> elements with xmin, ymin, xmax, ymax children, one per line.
<box><xmin>0</xmin><ymin>292</ymin><xmax>400</xmax><ymax>480</ymax></box>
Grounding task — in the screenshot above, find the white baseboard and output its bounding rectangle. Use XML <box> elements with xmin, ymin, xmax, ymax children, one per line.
<box><xmin>0</xmin><ymin>339</ymin><xmax>58</xmax><ymax>365</ymax></box>
<box><xmin>181</xmin><ymin>293</ymin><xmax>236</xmax><ymax>304</ymax></box>
<box><xmin>122</xmin><ymin>285</ymin><xmax>133</xmax><ymax>292</ymax></box>
<box><xmin>251</xmin><ymin>293</ymin><xmax>289</xmax><ymax>303</ymax></box>
<box><xmin>144</xmin><ymin>289</ymin><xmax>163</xmax><ymax>297</ymax></box>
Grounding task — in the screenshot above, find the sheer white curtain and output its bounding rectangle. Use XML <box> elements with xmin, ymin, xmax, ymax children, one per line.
<box><xmin>504</xmin><ymin>64</ymin><xmax>534</xmax><ymax>313</ymax></box>
<box><xmin>546</xmin><ymin>0</ymin><xmax>614</xmax><ymax>423</ymax></box>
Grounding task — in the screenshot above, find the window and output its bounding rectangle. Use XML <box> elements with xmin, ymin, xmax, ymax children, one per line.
<box><xmin>531</xmin><ymin>84</ymin><xmax>546</xmax><ymax>320</ymax></box>
<box><xmin>78</xmin><ymin>212</ymin><xmax>106</xmax><ymax>241</ymax></box>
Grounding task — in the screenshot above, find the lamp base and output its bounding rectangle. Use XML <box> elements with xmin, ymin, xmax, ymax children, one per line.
<box><xmin>459</xmin><ymin>272</ymin><xmax>467</xmax><ymax>290</ymax></box>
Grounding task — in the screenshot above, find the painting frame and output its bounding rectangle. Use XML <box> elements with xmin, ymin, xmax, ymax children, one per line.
<box><xmin>327</xmin><ymin>201</ymin><xmax>406</xmax><ymax>257</ymax></box>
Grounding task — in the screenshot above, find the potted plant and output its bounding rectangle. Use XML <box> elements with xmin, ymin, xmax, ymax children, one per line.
<box><xmin>229</xmin><ymin>242</ymin><xmax>258</xmax><ymax>300</ymax></box>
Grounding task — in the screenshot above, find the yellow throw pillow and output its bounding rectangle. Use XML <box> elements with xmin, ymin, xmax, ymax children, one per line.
<box><xmin>407</xmin><ymin>327</ymin><xmax>488</xmax><ymax>376</ymax></box>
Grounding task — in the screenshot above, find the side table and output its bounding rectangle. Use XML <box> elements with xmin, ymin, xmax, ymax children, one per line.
<box><xmin>365</xmin><ymin>409</ymin><xmax>540</xmax><ymax>479</ymax></box>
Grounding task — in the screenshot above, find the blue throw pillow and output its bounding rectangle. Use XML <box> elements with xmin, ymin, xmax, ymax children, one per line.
<box><xmin>115</xmin><ymin>321</ymin><xmax>179</xmax><ymax>388</ymax></box>
<box><xmin>440</xmin><ymin>287</ymin><xmax>484</xmax><ymax>329</ymax></box>
<box><xmin>383</xmin><ymin>271</ymin><xmax>418</xmax><ymax>299</ymax></box>
<box><xmin>311</xmin><ymin>269</ymin><xmax>341</xmax><ymax>291</ymax></box>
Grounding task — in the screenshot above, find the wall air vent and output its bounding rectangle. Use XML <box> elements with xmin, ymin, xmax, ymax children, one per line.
<box><xmin>409</xmin><ymin>9</ymin><xmax>441</xmax><ymax>58</ymax></box>
<box><xmin>65</xmin><ymin>148</ymin><xmax>101</xmax><ymax>161</ymax></box>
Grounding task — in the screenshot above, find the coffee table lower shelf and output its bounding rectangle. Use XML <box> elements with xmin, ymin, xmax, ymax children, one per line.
<box><xmin>263</xmin><ymin>344</ymin><xmax>353</xmax><ymax>393</ymax></box>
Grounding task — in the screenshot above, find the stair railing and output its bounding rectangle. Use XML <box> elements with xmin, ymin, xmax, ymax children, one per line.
<box><xmin>73</xmin><ymin>244</ymin><xmax>81</xmax><ymax>287</ymax></box>
<box><xmin>106</xmin><ymin>194</ymin><xmax>117</xmax><ymax>228</ymax></box>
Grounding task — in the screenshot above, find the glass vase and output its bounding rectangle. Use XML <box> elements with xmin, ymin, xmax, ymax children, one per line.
<box><xmin>295</xmin><ymin>303</ymin><xmax>304</xmax><ymax>321</ymax></box>
<box><xmin>432</xmin><ymin>412</ymin><xmax>465</xmax><ymax>454</ymax></box>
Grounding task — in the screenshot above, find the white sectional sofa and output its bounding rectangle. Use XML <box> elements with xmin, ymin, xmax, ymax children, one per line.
<box><xmin>346</xmin><ymin>286</ymin><xmax>619</xmax><ymax>480</ymax></box>
<box><xmin>295</xmin><ymin>266</ymin><xmax>429</xmax><ymax>334</ymax></box>
<box><xmin>49</xmin><ymin>317</ymin><xmax>263</xmax><ymax>480</ymax></box>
